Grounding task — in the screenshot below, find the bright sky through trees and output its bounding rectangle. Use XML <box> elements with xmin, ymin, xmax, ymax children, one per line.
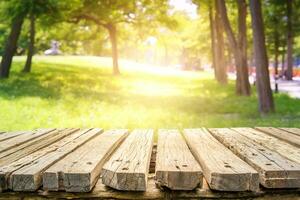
<box><xmin>169</xmin><ymin>0</ymin><xmax>198</xmax><ymax>19</ymax></box>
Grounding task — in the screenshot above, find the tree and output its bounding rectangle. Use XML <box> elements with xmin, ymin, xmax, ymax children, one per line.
<box><xmin>249</xmin><ymin>0</ymin><xmax>274</xmax><ymax>113</ymax></box>
<box><xmin>22</xmin><ymin>0</ymin><xmax>70</xmax><ymax>73</ymax></box>
<box><xmin>263</xmin><ymin>0</ymin><xmax>286</xmax><ymax>92</ymax></box>
<box><xmin>23</xmin><ymin>13</ymin><xmax>35</xmax><ymax>73</ymax></box>
<box><xmin>286</xmin><ymin>0</ymin><xmax>293</xmax><ymax>80</ymax></box>
<box><xmin>72</xmin><ymin>0</ymin><xmax>169</xmax><ymax>75</ymax></box>
<box><xmin>217</xmin><ymin>0</ymin><xmax>251</xmax><ymax>96</ymax></box>
<box><xmin>0</xmin><ymin>1</ymin><xmax>27</xmax><ymax>78</ymax></box>
<box><xmin>194</xmin><ymin>0</ymin><xmax>227</xmax><ymax>84</ymax></box>
<box><xmin>208</xmin><ymin>2</ymin><xmax>217</xmax><ymax>79</ymax></box>
<box><xmin>0</xmin><ymin>0</ymin><xmax>74</xmax><ymax>77</ymax></box>
<box><xmin>213</xmin><ymin>0</ymin><xmax>227</xmax><ymax>84</ymax></box>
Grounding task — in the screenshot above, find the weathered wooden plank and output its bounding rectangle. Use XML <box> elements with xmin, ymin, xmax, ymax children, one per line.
<box><xmin>3</xmin><ymin>175</ymin><xmax>300</xmax><ymax>200</ymax></box>
<box><xmin>101</xmin><ymin>129</ymin><xmax>154</xmax><ymax>191</ymax></box>
<box><xmin>155</xmin><ymin>129</ymin><xmax>203</xmax><ymax>190</ymax></box>
<box><xmin>209</xmin><ymin>128</ymin><xmax>300</xmax><ymax>188</ymax></box>
<box><xmin>0</xmin><ymin>129</ymin><xmax>54</xmax><ymax>153</ymax></box>
<box><xmin>279</xmin><ymin>128</ymin><xmax>300</xmax><ymax>137</ymax></box>
<box><xmin>43</xmin><ymin>129</ymin><xmax>129</xmax><ymax>192</ymax></box>
<box><xmin>233</xmin><ymin>128</ymin><xmax>300</xmax><ymax>164</ymax></box>
<box><xmin>0</xmin><ymin>128</ymin><xmax>93</xmax><ymax>192</ymax></box>
<box><xmin>183</xmin><ymin>128</ymin><xmax>259</xmax><ymax>191</ymax></box>
<box><xmin>8</xmin><ymin>128</ymin><xmax>103</xmax><ymax>192</ymax></box>
<box><xmin>0</xmin><ymin>131</ymin><xmax>28</xmax><ymax>142</ymax></box>
<box><xmin>0</xmin><ymin>129</ymin><xmax>76</xmax><ymax>167</ymax></box>
<box><xmin>255</xmin><ymin>127</ymin><xmax>300</xmax><ymax>147</ymax></box>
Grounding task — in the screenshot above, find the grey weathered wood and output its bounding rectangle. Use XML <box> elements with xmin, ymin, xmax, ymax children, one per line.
<box><xmin>0</xmin><ymin>129</ymin><xmax>76</xmax><ymax>167</ymax></box>
<box><xmin>279</xmin><ymin>128</ymin><xmax>300</xmax><ymax>137</ymax></box>
<box><xmin>255</xmin><ymin>127</ymin><xmax>300</xmax><ymax>147</ymax></box>
<box><xmin>233</xmin><ymin>128</ymin><xmax>300</xmax><ymax>164</ymax></box>
<box><xmin>0</xmin><ymin>131</ymin><xmax>28</xmax><ymax>142</ymax></box>
<box><xmin>9</xmin><ymin>128</ymin><xmax>103</xmax><ymax>191</ymax></box>
<box><xmin>183</xmin><ymin>128</ymin><xmax>259</xmax><ymax>191</ymax></box>
<box><xmin>0</xmin><ymin>128</ymin><xmax>92</xmax><ymax>192</ymax></box>
<box><xmin>0</xmin><ymin>129</ymin><xmax>54</xmax><ymax>153</ymax></box>
<box><xmin>43</xmin><ymin>129</ymin><xmax>129</xmax><ymax>192</ymax></box>
<box><xmin>155</xmin><ymin>129</ymin><xmax>203</xmax><ymax>190</ymax></box>
<box><xmin>7</xmin><ymin>176</ymin><xmax>292</xmax><ymax>200</ymax></box>
<box><xmin>1</xmin><ymin>128</ymin><xmax>300</xmax><ymax>199</ymax></box>
<box><xmin>209</xmin><ymin>128</ymin><xmax>300</xmax><ymax>188</ymax></box>
<box><xmin>101</xmin><ymin>129</ymin><xmax>154</xmax><ymax>191</ymax></box>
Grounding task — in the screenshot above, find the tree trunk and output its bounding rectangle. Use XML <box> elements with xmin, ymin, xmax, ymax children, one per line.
<box><xmin>0</xmin><ymin>15</ymin><xmax>24</xmax><ymax>78</ymax></box>
<box><xmin>226</xmin><ymin>43</ymin><xmax>233</xmax><ymax>71</ymax></box>
<box><xmin>208</xmin><ymin>2</ymin><xmax>217</xmax><ymax>79</ymax></box>
<box><xmin>281</xmin><ymin>48</ymin><xmax>285</xmax><ymax>76</ymax></box>
<box><xmin>214</xmin><ymin>0</ymin><xmax>227</xmax><ymax>84</ymax></box>
<box><xmin>274</xmin><ymin>30</ymin><xmax>279</xmax><ymax>92</ymax></box>
<box><xmin>217</xmin><ymin>0</ymin><xmax>250</xmax><ymax>95</ymax></box>
<box><xmin>249</xmin><ymin>0</ymin><xmax>275</xmax><ymax>113</ymax></box>
<box><xmin>236</xmin><ymin>0</ymin><xmax>251</xmax><ymax>96</ymax></box>
<box><xmin>286</xmin><ymin>0</ymin><xmax>293</xmax><ymax>80</ymax></box>
<box><xmin>274</xmin><ymin>30</ymin><xmax>279</xmax><ymax>76</ymax></box>
<box><xmin>23</xmin><ymin>13</ymin><xmax>35</xmax><ymax>73</ymax></box>
<box><xmin>106</xmin><ymin>23</ymin><xmax>120</xmax><ymax>75</ymax></box>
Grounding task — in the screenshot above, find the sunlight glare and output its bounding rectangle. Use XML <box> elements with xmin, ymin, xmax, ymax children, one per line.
<box><xmin>130</xmin><ymin>80</ymin><xmax>181</xmax><ymax>96</ymax></box>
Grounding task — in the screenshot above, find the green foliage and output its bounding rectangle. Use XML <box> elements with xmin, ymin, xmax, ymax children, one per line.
<box><xmin>1</xmin><ymin>0</ymin><xmax>300</xmax><ymax>68</ymax></box>
<box><xmin>0</xmin><ymin>0</ymin><xmax>77</xmax><ymax>22</ymax></box>
<box><xmin>0</xmin><ymin>23</ymin><xmax>9</xmax><ymax>55</ymax></box>
<box><xmin>263</xmin><ymin>0</ymin><xmax>287</xmax><ymax>57</ymax></box>
<box><xmin>264</xmin><ymin>0</ymin><xmax>300</xmax><ymax>58</ymax></box>
<box><xmin>0</xmin><ymin>0</ymin><xmax>81</xmax><ymax>55</ymax></box>
<box><xmin>0</xmin><ymin>0</ymin><xmax>28</xmax><ymax>20</ymax></box>
<box><xmin>72</xmin><ymin>0</ymin><xmax>171</xmax><ymax>25</ymax></box>
<box><xmin>0</xmin><ymin>56</ymin><xmax>300</xmax><ymax>131</ymax></box>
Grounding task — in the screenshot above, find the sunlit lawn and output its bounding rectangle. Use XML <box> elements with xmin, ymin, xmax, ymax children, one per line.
<box><xmin>0</xmin><ymin>56</ymin><xmax>300</xmax><ymax>131</ymax></box>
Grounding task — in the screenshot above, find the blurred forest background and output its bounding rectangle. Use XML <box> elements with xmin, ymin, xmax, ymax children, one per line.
<box><xmin>1</xmin><ymin>0</ymin><xmax>300</xmax><ymax>131</ymax></box>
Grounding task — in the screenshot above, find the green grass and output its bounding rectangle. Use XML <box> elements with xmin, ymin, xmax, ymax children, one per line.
<box><xmin>0</xmin><ymin>56</ymin><xmax>300</xmax><ymax>131</ymax></box>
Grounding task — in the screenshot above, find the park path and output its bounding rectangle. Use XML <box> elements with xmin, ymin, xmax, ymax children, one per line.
<box><xmin>228</xmin><ymin>72</ymin><xmax>300</xmax><ymax>99</ymax></box>
<box><xmin>270</xmin><ymin>78</ymin><xmax>300</xmax><ymax>98</ymax></box>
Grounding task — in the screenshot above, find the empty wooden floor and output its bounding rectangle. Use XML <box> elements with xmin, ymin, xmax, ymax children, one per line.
<box><xmin>0</xmin><ymin>127</ymin><xmax>299</xmax><ymax>199</ymax></box>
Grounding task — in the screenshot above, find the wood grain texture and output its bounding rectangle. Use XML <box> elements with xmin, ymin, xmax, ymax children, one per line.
<box><xmin>255</xmin><ymin>127</ymin><xmax>300</xmax><ymax>147</ymax></box>
<box><xmin>9</xmin><ymin>128</ymin><xmax>103</xmax><ymax>192</ymax></box>
<box><xmin>279</xmin><ymin>128</ymin><xmax>300</xmax><ymax>137</ymax></box>
<box><xmin>0</xmin><ymin>128</ymin><xmax>90</xmax><ymax>192</ymax></box>
<box><xmin>43</xmin><ymin>129</ymin><xmax>129</xmax><ymax>192</ymax></box>
<box><xmin>233</xmin><ymin>128</ymin><xmax>300</xmax><ymax>164</ymax></box>
<box><xmin>0</xmin><ymin>129</ymin><xmax>54</xmax><ymax>153</ymax></box>
<box><xmin>0</xmin><ymin>129</ymin><xmax>58</xmax><ymax>160</ymax></box>
<box><xmin>101</xmin><ymin>129</ymin><xmax>154</xmax><ymax>191</ymax></box>
<box><xmin>209</xmin><ymin>128</ymin><xmax>300</xmax><ymax>188</ymax></box>
<box><xmin>0</xmin><ymin>129</ymin><xmax>75</xmax><ymax>167</ymax></box>
<box><xmin>155</xmin><ymin>129</ymin><xmax>203</xmax><ymax>190</ymax></box>
<box><xmin>2</xmin><ymin>176</ymin><xmax>300</xmax><ymax>199</ymax></box>
<box><xmin>183</xmin><ymin>128</ymin><xmax>259</xmax><ymax>191</ymax></box>
<box><xmin>0</xmin><ymin>131</ymin><xmax>28</xmax><ymax>142</ymax></box>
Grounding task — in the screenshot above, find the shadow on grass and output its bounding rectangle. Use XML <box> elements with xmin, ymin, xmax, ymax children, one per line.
<box><xmin>0</xmin><ymin>62</ymin><xmax>115</xmax><ymax>100</ymax></box>
<box><xmin>0</xmin><ymin>74</ymin><xmax>61</xmax><ymax>99</ymax></box>
<box><xmin>2</xmin><ymin>59</ymin><xmax>300</xmax><ymax>118</ymax></box>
